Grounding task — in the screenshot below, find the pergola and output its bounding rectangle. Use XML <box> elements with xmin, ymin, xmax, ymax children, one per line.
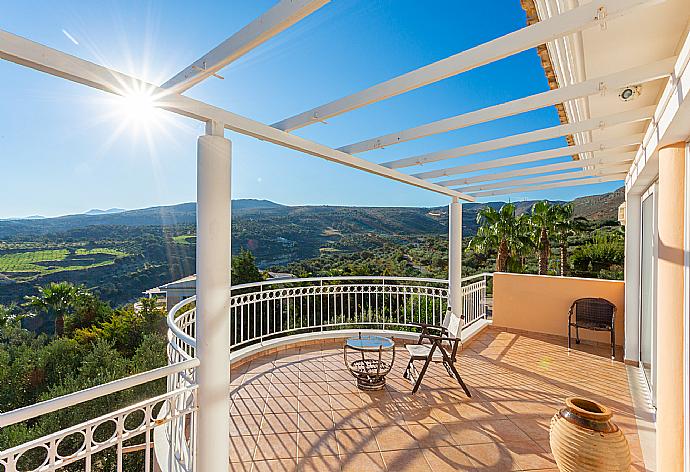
<box><xmin>1</xmin><ymin>0</ymin><xmax>688</xmax><ymax>470</ymax></box>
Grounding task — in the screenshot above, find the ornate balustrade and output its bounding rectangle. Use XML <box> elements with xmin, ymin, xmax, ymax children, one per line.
<box><xmin>168</xmin><ymin>273</ymin><xmax>492</xmax><ymax>359</ymax></box>
<box><xmin>0</xmin><ymin>273</ymin><xmax>491</xmax><ymax>472</ymax></box>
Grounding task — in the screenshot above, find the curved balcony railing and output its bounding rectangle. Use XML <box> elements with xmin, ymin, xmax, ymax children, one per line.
<box><xmin>168</xmin><ymin>273</ymin><xmax>492</xmax><ymax>362</ymax></box>
<box><xmin>0</xmin><ymin>359</ymin><xmax>198</xmax><ymax>472</ymax></box>
<box><xmin>0</xmin><ymin>274</ymin><xmax>491</xmax><ymax>472</ymax></box>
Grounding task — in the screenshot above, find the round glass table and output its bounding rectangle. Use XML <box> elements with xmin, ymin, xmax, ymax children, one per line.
<box><xmin>343</xmin><ymin>334</ymin><xmax>396</xmax><ymax>391</ymax></box>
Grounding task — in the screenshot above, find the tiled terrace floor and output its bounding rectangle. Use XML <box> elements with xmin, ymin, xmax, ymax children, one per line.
<box><xmin>229</xmin><ymin>327</ymin><xmax>648</xmax><ymax>471</ymax></box>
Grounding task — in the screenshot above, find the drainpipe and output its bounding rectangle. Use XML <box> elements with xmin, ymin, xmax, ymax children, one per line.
<box><xmin>449</xmin><ymin>197</ymin><xmax>463</xmax><ymax>331</ymax></box>
<box><xmin>196</xmin><ymin>120</ymin><xmax>231</xmax><ymax>471</ymax></box>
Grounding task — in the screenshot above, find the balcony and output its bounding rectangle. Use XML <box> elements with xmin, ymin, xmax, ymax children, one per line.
<box><xmin>223</xmin><ymin>327</ymin><xmax>644</xmax><ymax>472</ymax></box>
<box><xmin>159</xmin><ymin>273</ymin><xmax>646</xmax><ymax>472</ymax></box>
<box><xmin>0</xmin><ymin>273</ymin><xmax>651</xmax><ymax>472</ymax></box>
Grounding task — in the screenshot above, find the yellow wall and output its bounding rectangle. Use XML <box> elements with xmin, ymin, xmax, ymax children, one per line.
<box><xmin>492</xmin><ymin>272</ymin><xmax>625</xmax><ymax>347</ymax></box>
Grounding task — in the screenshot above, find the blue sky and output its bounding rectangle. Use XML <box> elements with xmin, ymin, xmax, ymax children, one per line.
<box><xmin>0</xmin><ymin>0</ymin><xmax>622</xmax><ymax>218</ymax></box>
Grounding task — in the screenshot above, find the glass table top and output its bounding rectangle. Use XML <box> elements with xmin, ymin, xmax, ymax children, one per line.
<box><xmin>345</xmin><ymin>334</ymin><xmax>395</xmax><ymax>351</ymax></box>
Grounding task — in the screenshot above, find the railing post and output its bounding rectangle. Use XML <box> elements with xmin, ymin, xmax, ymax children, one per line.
<box><xmin>482</xmin><ymin>273</ymin><xmax>487</xmax><ymax>318</ymax></box>
<box><xmin>382</xmin><ymin>279</ymin><xmax>386</xmax><ymax>331</ymax></box>
<box><xmin>195</xmin><ymin>121</ymin><xmax>231</xmax><ymax>472</ymax></box>
<box><xmin>260</xmin><ymin>285</ymin><xmax>264</xmax><ymax>345</ymax></box>
<box><xmin>449</xmin><ymin>197</ymin><xmax>463</xmax><ymax>327</ymax></box>
<box><xmin>320</xmin><ymin>280</ymin><xmax>324</xmax><ymax>331</ymax></box>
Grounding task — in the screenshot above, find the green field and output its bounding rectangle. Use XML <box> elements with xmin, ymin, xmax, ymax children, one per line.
<box><xmin>173</xmin><ymin>234</ymin><xmax>196</xmax><ymax>245</ymax></box>
<box><xmin>0</xmin><ymin>247</ymin><xmax>129</xmax><ymax>278</ymax></box>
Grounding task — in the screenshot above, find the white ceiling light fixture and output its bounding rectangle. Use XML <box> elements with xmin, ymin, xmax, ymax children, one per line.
<box><xmin>619</xmin><ymin>85</ymin><xmax>641</xmax><ymax>101</ymax></box>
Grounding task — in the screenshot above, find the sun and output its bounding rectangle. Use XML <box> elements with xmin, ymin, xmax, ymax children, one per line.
<box><xmin>117</xmin><ymin>89</ymin><xmax>158</xmax><ymax>126</ymax></box>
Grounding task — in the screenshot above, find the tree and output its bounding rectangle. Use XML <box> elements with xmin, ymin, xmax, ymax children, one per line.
<box><xmin>530</xmin><ymin>201</ymin><xmax>558</xmax><ymax>275</ymax></box>
<box><xmin>24</xmin><ymin>282</ymin><xmax>76</xmax><ymax>337</ymax></box>
<box><xmin>0</xmin><ymin>304</ymin><xmax>26</xmax><ymax>332</ymax></box>
<box><xmin>65</xmin><ymin>287</ymin><xmax>112</xmax><ymax>336</ymax></box>
<box><xmin>232</xmin><ymin>249</ymin><xmax>264</xmax><ymax>285</ymax></box>
<box><xmin>469</xmin><ymin>204</ymin><xmax>532</xmax><ymax>272</ymax></box>
<box><xmin>552</xmin><ymin>204</ymin><xmax>587</xmax><ymax>276</ymax></box>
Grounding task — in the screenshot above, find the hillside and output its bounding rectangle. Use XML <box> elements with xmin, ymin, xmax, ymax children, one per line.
<box><xmin>0</xmin><ymin>189</ymin><xmax>624</xmax><ymax>306</ymax></box>
<box><xmin>572</xmin><ymin>186</ymin><xmax>625</xmax><ymax>221</ymax></box>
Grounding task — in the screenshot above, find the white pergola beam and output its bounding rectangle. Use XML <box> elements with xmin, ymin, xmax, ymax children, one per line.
<box><xmin>469</xmin><ymin>174</ymin><xmax>626</xmax><ymax>198</ymax></box>
<box><xmin>413</xmin><ymin>134</ymin><xmax>643</xmax><ymax>180</ymax></box>
<box><xmin>455</xmin><ymin>165</ymin><xmax>632</xmax><ymax>193</ymax></box>
<box><xmin>161</xmin><ymin>0</ymin><xmax>330</xmax><ymax>93</ymax></box>
<box><xmin>379</xmin><ymin>103</ymin><xmax>657</xmax><ymax>168</ymax></box>
<box><xmin>437</xmin><ymin>153</ymin><xmax>634</xmax><ymax>187</ymax></box>
<box><xmin>345</xmin><ymin>76</ymin><xmax>659</xmax><ymax>157</ymax></box>
<box><xmin>273</xmin><ymin>0</ymin><xmax>664</xmax><ymax>132</ymax></box>
<box><xmin>0</xmin><ymin>29</ymin><xmax>473</xmax><ymax>202</ymax></box>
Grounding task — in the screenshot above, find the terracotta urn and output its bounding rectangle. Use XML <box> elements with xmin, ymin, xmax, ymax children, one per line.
<box><xmin>549</xmin><ymin>397</ymin><xmax>631</xmax><ymax>472</ymax></box>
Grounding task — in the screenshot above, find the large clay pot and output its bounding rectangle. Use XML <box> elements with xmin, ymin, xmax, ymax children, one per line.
<box><xmin>549</xmin><ymin>397</ymin><xmax>631</xmax><ymax>472</ymax></box>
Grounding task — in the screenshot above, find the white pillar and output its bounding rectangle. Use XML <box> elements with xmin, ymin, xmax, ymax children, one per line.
<box><xmin>624</xmin><ymin>191</ymin><xmax>641</xmax><ymax>364</ymax></box>
<box><xmin>449</xmin><ymin>197</ymin><xmax>463</xmax><ymax>322</ymax></box>
<box><xmin>196</xmin><ymin>121</ymin><xmax>231</xmax><ymax>472</ymax></box>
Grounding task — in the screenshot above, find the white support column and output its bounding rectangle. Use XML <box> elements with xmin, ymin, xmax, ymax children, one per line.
<box><xmin>624</xmin><ymin>191</ymin><xmax>641</xmax><ymax>364</ymax></box>
<box><xmin>196</xmin><ymin>121</ymin><xmax>231</xmax><ymax>472</ymax></box>
<box><xmin>448</xmin><ymin>197</ymin><xmax>463</xmax><ymax>326</ymax></box>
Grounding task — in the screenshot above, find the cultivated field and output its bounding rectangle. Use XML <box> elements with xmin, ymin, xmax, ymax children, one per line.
<box><xmin>0</xmin><ymin>247</ymin><xmax>129</xmax><ymax>279</ymax></box>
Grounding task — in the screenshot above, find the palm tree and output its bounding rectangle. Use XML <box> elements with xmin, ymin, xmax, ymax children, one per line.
<box><xmin>552</xmin><ymin>204</ymin><xmax>588</xmax><ymax>276</ymax></box>
<box><xmin>24</xmin><ymin>282</ymin><xmax>76</xmax><ymax>336</ymax></box>
<box><xmin>470</xmin><ymin>204</ymin><xmax>532</xmax><ymax>272</ymax></box>
<box><xmin>530</xmin><ymin>201</ymin><xmax>558</xmax><ymax>275</ymax></box>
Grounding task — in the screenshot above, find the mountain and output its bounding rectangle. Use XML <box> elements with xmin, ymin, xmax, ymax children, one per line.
<box><xmin>0</xmin><ymin>215</ymin><xmax>45</xmax><ymax>221</ymax></box>
<box><xmin>0</xmin><ymin>189</ymin><xmax>624</xmax><ymax>307</ymax></box>
<box><xmin>232</xmin><ymin>199</ymin><xmax>285</xmax><ymax>210</ymax></box>
<box><xmin>0</xmin><ymin>190</ymin><xmax>625</xmax><ymax>241</ymax></box>
<box><xmin>84</xmin><ymin>208</ymin><xmax>126</xmax><ymax>216</ymax></box>
<box><xmin>572</xmin><ymin>186</ymin><xmax>625</xmax><ymax>221</ymax></box>
<box><xmin>0</xmin><ymin>200</ymin><xmax>290</xmax><ymax>238</ymax></box>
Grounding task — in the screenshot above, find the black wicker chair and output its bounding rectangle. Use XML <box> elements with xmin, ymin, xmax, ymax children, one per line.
<box><xmin>567</xmin><ymin>297</ymin><xmax>616</xmax><ymax>358</ymax></box>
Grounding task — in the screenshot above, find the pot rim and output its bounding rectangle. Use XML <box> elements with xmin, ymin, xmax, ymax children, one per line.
<box><xmin>565</xmin><ymin>397</ymin><xmax>612</xmax><ymax>422</ymax></box>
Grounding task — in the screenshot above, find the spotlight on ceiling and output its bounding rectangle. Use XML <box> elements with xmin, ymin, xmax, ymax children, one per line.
<box><xmin>619</xmin><ymin>85</ymin><xmax>641</xmax><ymax>102</ymax></box>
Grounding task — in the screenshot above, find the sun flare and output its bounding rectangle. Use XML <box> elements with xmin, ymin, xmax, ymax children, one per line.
<box><xmin>117</xmin><ymin>89</ymin><xmax>158</xmax><ymax>126</ymax></box>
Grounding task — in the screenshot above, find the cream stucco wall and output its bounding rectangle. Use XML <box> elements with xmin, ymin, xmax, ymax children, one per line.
<box><xmin>655</xmin><ymin>142</ymin><xmax>686</xmax><ymax>472</ymax></box>
<box><xmin>492</xmin><ymin>272</ymin><xmax>625</xmax><ymax>347</ymax></box>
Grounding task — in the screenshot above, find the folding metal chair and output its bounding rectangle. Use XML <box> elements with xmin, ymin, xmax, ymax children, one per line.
<box><xmin>402</xmin><ymin>307</ymin><xmax>471</xmax><ymax>396</ymax></box>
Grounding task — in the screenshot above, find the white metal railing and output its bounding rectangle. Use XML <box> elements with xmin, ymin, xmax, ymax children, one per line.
<box><xmin>168</xmin><ymin>273</ymin><xmax>493</xmax><ymax>358</ymax></box>
<box><xmin>0</xmin><ymin>273</ymin><xmax>491</xmax><ymax>472</ymax></box>
<box><xmin>0</xmin><ymin>359</ymin><xmax>198</xmax><ymax>472</ymax></box>
<box><xmin>163</xmin><ymin>274</ymin><xmax>489</xmax><ymax>472</ymax></box>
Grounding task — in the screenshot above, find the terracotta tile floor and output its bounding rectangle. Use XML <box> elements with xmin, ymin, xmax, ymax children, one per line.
<box><xmin>229</xmin><ymin>327</ymin><xmax>648</xmax><ymax>471</ymax></box>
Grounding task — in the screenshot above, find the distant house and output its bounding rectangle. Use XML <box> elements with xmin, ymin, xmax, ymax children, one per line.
<box><xmin>145</xmin><ymin>271</ymin><xmax>295</xmax><ymax>312</ymax></box>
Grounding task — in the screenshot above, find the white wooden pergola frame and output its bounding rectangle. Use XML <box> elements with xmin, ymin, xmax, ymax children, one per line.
<box><xmin>1</xmin><ymin>0</ymin><xmax>685</xmax><ymax>469</ymax></box>
<box><xmin>0</xmin><ymin>0</ymin><xmax>678</xmax><ymax>201</ymax></box>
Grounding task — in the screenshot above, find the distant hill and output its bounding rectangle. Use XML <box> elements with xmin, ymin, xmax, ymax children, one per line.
<box><xmin>572</xmin><ymin>187</ymin><xmax>624</xmax><ymax>221</ymax></box>
<box><xmin>0</xmin><ymin>189</ymin><xmax>624</xmax><ymax>306</ymax></box>
<box><xmin>232</xmin><ymin>199</ymin><xmax>285</xmax><ymax>210</ymax></box>
<box><xmin>0</xmin><ymin>189</ymin><xmax>625</xmax><ymax>241</ymax></box>
<box><xmin>84</xmin><ymin>208</ymin><xmax>126</xmax><ymax>216</ymax></box>
<box><xmin>0</xmin><ymin>200</ymin><xmax>289</xmax><ymax>238</ymax></box>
